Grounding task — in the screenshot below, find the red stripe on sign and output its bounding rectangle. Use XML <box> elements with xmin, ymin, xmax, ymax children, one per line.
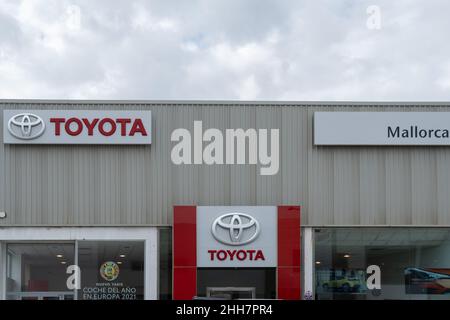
<box><xmin>277</xmin><ymin>206</ymin><xmax>301</xmax><ymax>300</ymax></box>
<box><xmin>173</xmin><ymin>206</ymin><xmax>197</xmax><ymax>300</ymax></box>
<box><xmin>278</xmin><ymin>267</ymin><xmax>301</xmax><ymax>300</ymax></box>
<box><xmin>173</xmin><ymin>267</ymin><xmax>197</xmax><ymax>300</ymax></box>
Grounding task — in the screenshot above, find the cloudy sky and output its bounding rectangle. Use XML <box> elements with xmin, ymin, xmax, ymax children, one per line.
<box><xmin>0</xmin><ymin>0</ymin><xmax>449</xmax><ymax>101</ymax></box>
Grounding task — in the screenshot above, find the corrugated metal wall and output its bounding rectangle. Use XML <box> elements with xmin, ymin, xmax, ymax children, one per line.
<box><xmin>1</xmin><ymin>101</ymin><xmax>450</xmax><ymax>226</ymax></box>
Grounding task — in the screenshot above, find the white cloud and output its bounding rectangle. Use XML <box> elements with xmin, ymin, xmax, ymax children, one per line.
<box><xmin>131</xmin><ymin>4</ymin><xmax>179</xmax><ymax>32</ymax></box>
<box><xmin>0</xmin><ymin>0</ymin><xmax>449</xmax><ymax>101</ymax></box>
<box><xmin>236</xmin><ymin>75</ymin><xmax>260</xmax><ymax>100</ymax></box>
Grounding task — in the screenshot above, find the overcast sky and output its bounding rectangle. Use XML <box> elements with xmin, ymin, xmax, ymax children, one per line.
<box><xmin>0</xmin><ymin>0</ymin><xmax>449</xmax><ymax>101</ymax></box>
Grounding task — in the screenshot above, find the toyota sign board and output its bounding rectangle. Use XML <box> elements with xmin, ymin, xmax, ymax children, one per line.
<box><xmin>197</xmin><ymin>206</ymin><xmax>277</xmax><ymax>268</ymax></box>
<box><xmin>3</xmin><ymin>110</ymin><xmax>152</xmax><ymax>144</ymax></box>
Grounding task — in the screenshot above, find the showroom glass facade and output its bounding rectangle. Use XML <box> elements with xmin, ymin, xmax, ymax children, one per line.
<box><xmin>4</xmin><ymin>227</ymin><xmax>450</xmax><ymax>300</ymax></box>
<box><xmin>314</xmin><ymin>228</ymin><xmax>450</xmax><ymax>300</ymax></box>
<box><xmin>4</xmin><ymin>239</ymin><xmax>147</xmax><ymax>300</ymax></box>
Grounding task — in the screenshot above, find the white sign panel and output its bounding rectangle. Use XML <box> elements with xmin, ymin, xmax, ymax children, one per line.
<box><xmin>197</xmin><ymin>206</ymin><xmax>277</xmax><ymax>268</ymax></box>
<box><xmin>314</xmin><ymin>112</ymin><xmax>450</xmax><ymax>145</ymax></box>
<box><xmin>3</xmin><ymin>110</ymin><xmax>152</xmax><ymax>144</ymax></box>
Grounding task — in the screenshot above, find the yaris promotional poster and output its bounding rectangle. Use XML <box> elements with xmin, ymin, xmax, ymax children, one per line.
<box><xmin>0</xmin><ymin>0</ymin><xmax>449</xmax><ymax>318</ymax></box>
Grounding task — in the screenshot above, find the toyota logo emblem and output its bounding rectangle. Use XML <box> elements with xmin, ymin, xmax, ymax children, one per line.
<box><xmin>211</xmin><ymin>213</ymin><xmax>260</xmax><ymax>246</ymax></box>
<box><xmin>8</xmin><ymin>113</ymin><xmax>45</xmax><ymax>140</ymax></box>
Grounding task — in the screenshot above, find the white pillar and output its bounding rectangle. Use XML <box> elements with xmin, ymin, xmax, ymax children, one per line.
<box><xmin>145</xmin><ymin>228</ymin><xmax>159</xmax><ymax>300</ymax></box>
<box><xmin>303</xmin><ymin>228</ymin><xmax>314</xmax><ymax>299</ymax></box>
<box><xmin>0</xmin><ymin>242</ymin><xmax>5</xmax><ymax>300</ymax></box>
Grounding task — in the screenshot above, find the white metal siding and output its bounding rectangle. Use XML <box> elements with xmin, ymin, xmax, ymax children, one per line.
<box><xmin>0</xmin><ymin>101</ymin><xmax>450</xmax><ymax>226</ymax></box>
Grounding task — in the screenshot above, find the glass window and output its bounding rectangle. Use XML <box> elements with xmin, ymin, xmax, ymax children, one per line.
<box><xmin>77</xmin><ymin>241</ymin><xmax>144</xmax><ymax>300</ymax></box>
<box><xmin>159</xmin><ymin>228</ymin><xmax>172</xmax><ymax>300</ymax></box>
<box><xmin>314</xmin><ymin>228</ymin><xmax>450</xmax><ymax>300</ymax></box>
<box><xmin>6</xmin><ymin>243</ymin><xmax>75</xmax><ymax>300</ymax></box>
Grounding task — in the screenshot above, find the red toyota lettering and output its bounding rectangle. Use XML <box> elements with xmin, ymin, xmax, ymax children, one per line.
<box><xmin>116</xmin><ymin>118</ymin><xmax>131</xmax><ymax>136</ymax></box>
<box><xmin>98</xmin><ymin>118</ymin><xmax>116</xmax><ymax>136</ymax></box>
<box><xmin>129</xmin><ymin>119</ymin><xmax>148</xmax><ymax>136</ymax></box>
<box><xmin>226</xmin><ymin>250</ymin><xmax>236</xmax><ymax>260</ymax></box>
<box><xmin>236</xmin><ymin>250</ymin><xmax>247</xmax><ymax>260</ymax></box>
<box><xmin>216</xmin><ymin>250</ymin><xmax>227</xmax><ymax>261</ymax></box>
<box><xmin>65</xmin><ymin>118</ymin><xmax>83</xmax><ymax>136</ymax></box>
<box><xmin>208</xmin><ymin>250</ymin><xmax>217</xmax><ymax>260</ymax></box>
<box><xmin>254</xmin><ymin>250</ymin><xmax>265</xmax><ymax>261</ymax></box>
<box><xmin>208</xmin><ymin>249</ymin><xmax>265</xmax><ymax>261</ymax></box>
<box><xmin>50</xmin><ymin>118</ymin><xmax>65</xmax><ymax>136</ymax></box>
<box><xmin>49</xmin><ymin>117</ymin><xmax>149</xmax><ymax>137</ymax></box>
<box><xmin>82</xmin><ymin>118</ymin><xmax>99</xmax><ymax>136</ymax></box>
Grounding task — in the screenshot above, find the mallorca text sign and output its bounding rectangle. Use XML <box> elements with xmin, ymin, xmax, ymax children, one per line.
<box><xmin>314</xmin><ymin>112</ymin><xmax>450</xmax><ymax>146</ymax></box>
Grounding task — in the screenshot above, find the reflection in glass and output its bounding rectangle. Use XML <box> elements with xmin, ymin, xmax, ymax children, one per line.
<box><xmin>6</xmin><ymin>243</ymin><xmax>75</xmax><ymax>300</ymax></box>
<box><xmin>314</xmin><ymin>228</ymin><xmax>450</xmax><ymax>300</ymax></box>
<box><xmin>77</xmin><ymin>241</ymin><xmax>144</xmax><ymax>300</ymax></box>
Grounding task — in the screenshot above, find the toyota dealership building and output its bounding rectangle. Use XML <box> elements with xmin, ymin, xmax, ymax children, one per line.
<box><xmin>1</xmin><ymin>100</ymin><xmax>450</xmax><ymax>300</ymax></box>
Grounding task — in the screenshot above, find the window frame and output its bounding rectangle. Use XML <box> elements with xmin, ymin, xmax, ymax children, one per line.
<box><xmin>0</xmin><ymin>227</ymin><xmax>158</xmax><ymax>300</ymax></box>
